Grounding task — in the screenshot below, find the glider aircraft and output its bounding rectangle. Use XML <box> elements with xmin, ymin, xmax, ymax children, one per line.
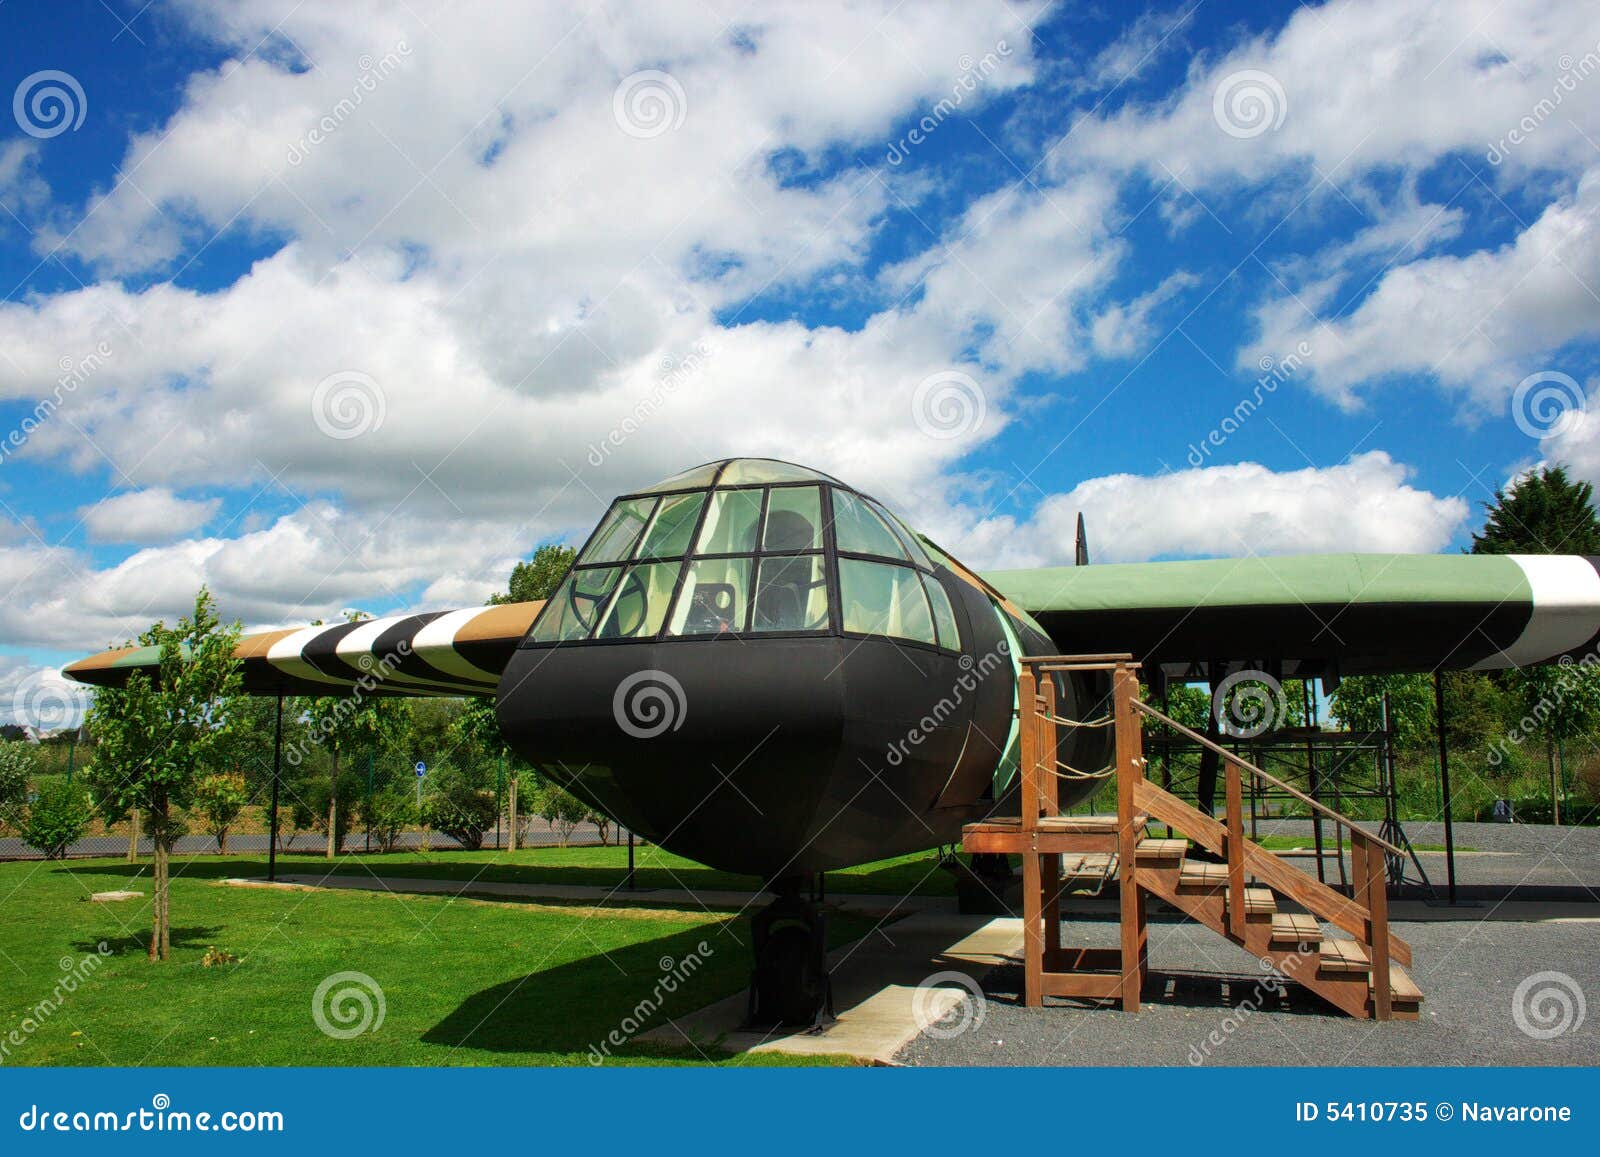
<box><xmin>65</xmin><ymin>458</ymin><xmax>1600</xmax><ymax>1022</ymax></box>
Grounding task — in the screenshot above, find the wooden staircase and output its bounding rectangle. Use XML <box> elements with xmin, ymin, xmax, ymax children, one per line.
<box><xmin>961</xmin><ymin>655</ymin><xmax>1421</xmax><ymax>1021</ymax></box>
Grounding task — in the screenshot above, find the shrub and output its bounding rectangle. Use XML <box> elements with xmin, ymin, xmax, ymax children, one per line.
<box><xmin>421</xmin><ymin>768</ymin><xmax>498</xmax><ymax>850</ymax></box>
<box><xmin>0</xmin><ymin>741</ymin><xmax>32</xmax><ymax>829</ymax></box>
<box><xmin>361</xmin><ymin>784</ymin><xmax>417</xmax><ymax>853</ymax></box>
<box><xmin>537</xmin><ymin>785</ymin><xmax>589</xmax><ymax>847</ymax></box>
<box><xmin>191</xmin><ymin>771</ymin><xmax>249</xmax><ymax>853</ymax></box>
<box><xmin>19</xmin><ymin>779</ymin><xmax>94</xmax><ymax>859</ymax></box>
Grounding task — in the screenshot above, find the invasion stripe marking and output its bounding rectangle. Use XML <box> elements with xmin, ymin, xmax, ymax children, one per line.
<box><xmin>1476</xmin><ymin>555</ymin><xmax>1600</xmax><ymax>668</ymax></box>
<box><xmin>266</xmin><ymin>626</ymin><xmax>357</xmax><ymax>688</ymax></box>
<box><xmin>412</xmin><ymin>608</ymin><xmax>501</xmax><ymax>685</ymax></box>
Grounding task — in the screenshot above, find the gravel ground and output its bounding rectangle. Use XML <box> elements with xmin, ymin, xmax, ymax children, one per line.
<box><xmin>897</xmin><ymin>911</ymin><xmax>1600</xmax><ymax>1067</ymax></box>
<box><xmin>1243</xmin><ymin>819</ymin><xmax>1600</xmax><ymax>893</ymax></box>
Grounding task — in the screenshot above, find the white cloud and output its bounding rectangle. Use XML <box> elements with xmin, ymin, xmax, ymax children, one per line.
<box><xmin>948</xmin><ymin>452</ymin><xmax>1469</xmax><ymax>567</ymax></box>
<box><xmin>80</xmin><ymin>488</ymin><xmax>221</xmax><ymax>544</ymax></box>
<box><xmin>1244</xmin><ymin>170</ymin><xmax>1600</xmax><ymax>409</ymax></box>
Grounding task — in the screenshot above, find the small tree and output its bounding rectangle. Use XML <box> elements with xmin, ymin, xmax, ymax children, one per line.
<box><xmin>1329</xmin><ymin>674</ymin><xmax>1435</xmax><ymax>746</ymax></box>
<box><xmin>84</xmin><ymin>589</ymin><xmax>242</xmax><ymax>961</ymax></box>
<box><xmin>19</xmin><ymin>778</ymin><xmax>93</xmax><ymax>858</ymax></box>
<box><xmin>0</xmin><ymin>741</ymin><xmax>33</xmax><ymax>829</ymax></box>
<box><xmin>420</xmin><ymin>763</ymin><xmax>498</xmax><ymax>850</ymax></box>
<box><xmin>538</xmin><ymin>784</ymin><xmax>588</xmax><ymax>847</ymax></box>
<box><xmin>191</xmin><ymin>771</ymin><xmax>249</xmax><ymax>853</ymax></box>
<box><xmin>361</xmin><ymin>783</ymin><xmax>417</xmax><ymax>853</ymax></box>
<box><xmin>1507</xmin><ymin>661</ymin><xmax>1600</xmax><ymax>823</ymax></box>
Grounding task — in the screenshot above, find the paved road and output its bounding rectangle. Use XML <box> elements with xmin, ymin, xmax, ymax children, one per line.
<box><xmin>0</xmin><ymin>821</ymin><xmax>621</xmax><ymax>860</ymax></box>
<box><xmin>897</xmin><ymin>910</ymin><xmax>1600</xmax><ymax>1067</ymax></box>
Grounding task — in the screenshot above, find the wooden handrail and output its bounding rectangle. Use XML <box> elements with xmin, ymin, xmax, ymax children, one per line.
<box><xmin>1129</xmin><ymin>697</ymin><xmax>1406</xmax><ymax>859</ymax></box>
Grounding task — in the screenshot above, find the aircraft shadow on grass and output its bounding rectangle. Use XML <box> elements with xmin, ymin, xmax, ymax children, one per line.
<box><xmin>421</xmin><ymin>919</ymin><xmax>751</xmax><ymax>1057</ymax></box>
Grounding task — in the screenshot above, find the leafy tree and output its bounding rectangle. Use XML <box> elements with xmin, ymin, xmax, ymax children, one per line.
<box><xmin>360</xmin><ymin>783</ymin><xmax>417</xmax><ymax>853</ymax></box>
<box><xmin>1329</xmin><ymin>675</ymin><xmax>1435</xmax><ymax>746</ymax></box>
<box><xmin>1471</xmin><ymin>466</ymin><xmax>1600</xmax><ymax>555</ymax></box>
<box><xmin>491</xmin><ymin>543</ymin><xmax>577</xmax><ymax>605</ymax></box>
<box><xmin>537</xmin><ymin>784</ymin><xmax>589</xmax><ymax>846</ymax></box>
<box><xmin>0</xmin><ymin>741</ymin><xmax>33</xmax><ymax>828</ymax></box>
<box><xmin>1505</xmin><ymin>660</ymin><xmax>1600</xmax><ymax>822</ymax></box>
<box><xmin>18</xmin><ymin>778</ymin><xmax>93</xmax><ymax>859</ymax></box>
<box><xmin>191</xmin><ymin>771</ymin><xmax>249</xmax><ymax>853</ymax></box>
<box><xmin>83</xmin><ymin>589</ymin><xmax>242</xmax><ymax>960</ymax></box>
<box><xmin>420</xmin><ymin>762</ymin><xmax>498</xmax><ymax>849</ymax></box>
<box><xmin>301</xmin><ymin>625</ymin><xmax>412</xmax><ymax>857</ymax></box>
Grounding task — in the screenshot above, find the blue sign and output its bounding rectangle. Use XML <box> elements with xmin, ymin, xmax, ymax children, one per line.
<box><xmin>414</xmin><ymin>762</ymin><xmax>427</xmax><ymax>777</ymax></box>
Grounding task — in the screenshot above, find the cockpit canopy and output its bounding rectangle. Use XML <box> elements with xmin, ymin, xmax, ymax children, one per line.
<box><xmin>525</xmin><ymin>458</ymin><xmax>962</xmax><ymax>652</ymax></box>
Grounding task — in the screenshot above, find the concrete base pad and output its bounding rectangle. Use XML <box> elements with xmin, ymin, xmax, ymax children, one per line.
<box><xmin>639</xmin><ymin>913</ymin><xmax>1021</xmax><ymax>1064</ymax></box>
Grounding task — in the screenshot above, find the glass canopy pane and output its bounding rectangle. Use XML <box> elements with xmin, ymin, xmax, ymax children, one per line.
<box><xmin>580</xmin><ymin>497</ymin><xmax>656</xmax><ymax>565</ymax></box>
<box><xmin>634</xmin><ymin>461</ymin><xmax>726</xmax><ymax>493</ymax></box>
<box><xmin>751</xmin><ymin>555</ymin><xmax>828</xmax><ymax>632</ymax></box>
<box><xmin>668</xmin><ymin>558</ymin><xmax>752</xmax><ymax>635</ymax></box>
<box><xmin>637</xmin><ymin>491</ymin><xmax>706</xmax><ymax>559</ymax></box>
<box><xmin>695</xmin><ymin>489</ymin><xmax>763</xmax><ymax>555</ymax></box>
<box><xmin>528</xmin><ymin>566</ymin><xmax>624</xmax><ymax>643</ymax></box>
<box><xmin>762</xmin><ymin>486</ymin><xmax>822</xmax><ymax>551</ymax></box>
<box><xmin>923</xmin><ymin>573</ymin><xmax>960</xmax><ymax>650</ymax></box>
<box><xmin>595</xmin><ymin>562</ymin><xmax>682</xmax><ymax>639</ymax></box>
<box><xmin>831</xmin><ymin>489</ymin><xmax>908</xmax><ymax>560</ymax></box>
<box><xmin>717</xmin><ymin>459</ymin><xmax>838</xmax><ymax>485</ymax></box>
<box><xmin>869</xmin><ymin>498</ymin><xmax>934</xmax><ymax>568</ymax></box>
<box><xmin>839</xmin><ymin>559</ymin><xmax>935</xmax><ymax>644</ymax></box>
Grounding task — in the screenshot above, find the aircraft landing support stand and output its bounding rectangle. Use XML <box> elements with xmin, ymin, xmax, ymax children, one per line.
<box><xmin>963</xmin><ymin>655</ymin><xmax>1421</xmax><ymax>1020</ymax></box>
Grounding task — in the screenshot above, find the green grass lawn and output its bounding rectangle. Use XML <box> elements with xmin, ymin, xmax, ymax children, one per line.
<box><xmin>0</xmin><ymin>852</ymin><xmax>878</xmax><ymax>1067</ymax></box>
<box><xmin>36</xmin><ymin>841</ymin><xmax>963</xmax><ymax>898</ymax></box>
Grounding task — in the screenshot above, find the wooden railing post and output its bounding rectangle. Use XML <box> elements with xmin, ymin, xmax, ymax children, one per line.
<box><xmin>1018</xmin><ymin>662</ymin><xmax>1043</xmax><ymax>1006</ymax></box>
<box><xmin>1113</xmin><ymin>663</ymin><xmax>1145</xmax><ymax>1011</ymax></box>
<box><xmin>1018</xmin><ymin>665</ymin><xmax>1040</xmax><ymax>829</ymax></box>
<box><xmin>1359</xmin><ymin>833</ymin><xmax>1392</xmax><ymax>1020</ymax></box>
<box><xmin>1038</xmin><ymin>671</ymin><xmax>1059</xmax><ymax>820</ymax></box>
<box><xmin>1225</xmin><ymin>756</ymin><xmax>1245</xmax><ymax>938</ymax></box>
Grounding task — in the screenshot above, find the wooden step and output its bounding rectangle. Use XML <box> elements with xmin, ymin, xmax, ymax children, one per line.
<box><xmin>1241</xmin><ymin>887</ymin><xmax>1276</xmax><ymax>920</ymax></box>
<box><xmin>1319</xmin><ymin>939</ymin><xmax>1371</xmax><ymax>974</ymax></box>
<box><xmin>1271</xmin><ymin>913</ymin><xmax>1323</xmax><ymax>948</ymax></box>
<box><xmin>1177</xmin><ymin>859</ymin><xmax>1228</xmax><ymax>889</ymax></box>
<box><xmin>1135</xmin><ymin>837</ymin><xmax>1187</xmax><ymax>863</ymax></box>
<box><xmin>1374</xmin><ymin>963</ymin><xmax>1423</xmax><ymax>1004</ymax></box>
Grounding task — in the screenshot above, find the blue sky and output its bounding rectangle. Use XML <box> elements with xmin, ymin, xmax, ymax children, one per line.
<box><xmin>2</xmin><ymin>0</ymin><xmax>1599</xmax><ymax>716</ymax></box>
